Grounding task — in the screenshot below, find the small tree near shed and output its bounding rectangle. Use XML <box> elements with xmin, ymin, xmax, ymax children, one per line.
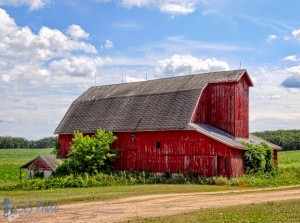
<box><xmin>55</xmin><ymin>129</ymin><xmax>118</xmax><ymax>176</ymax></box>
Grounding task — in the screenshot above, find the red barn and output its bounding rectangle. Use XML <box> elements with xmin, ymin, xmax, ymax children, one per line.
<box><xmin>55</xmin><ymin>69</ymin><xmax>280</xmax><ymax>178</ymax></box>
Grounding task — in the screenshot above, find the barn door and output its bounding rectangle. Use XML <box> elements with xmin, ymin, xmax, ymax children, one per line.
<box><xmin>217</xmin><ymin>156</ymin><xmax>227</xmax><ymax>176</ymax></box>
<box><xmin>217</xmin><ymin>156</ymin><xmax>222</xmax><ymax>176</ymax></box>
<box><xmin>126</xmin><ymin>150</ymin><xmax>137</xmax><ymax>170</ymax></box>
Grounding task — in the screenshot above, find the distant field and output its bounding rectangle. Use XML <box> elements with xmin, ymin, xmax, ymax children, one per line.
<box><xmin>0</xmin><ymin>148</ymin><xmax>52</xmax><ymax>186</ymax></box>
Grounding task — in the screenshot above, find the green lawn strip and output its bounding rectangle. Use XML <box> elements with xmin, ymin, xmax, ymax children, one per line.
<box><xmin>0</xmin><ymin>184</ymin><xmax>232</xmax><ymax>209</ymax></box>
<box><xmin>131</xmin><ymin>199</ymin><xmax>300</xmax><ymax>223</ymax></box>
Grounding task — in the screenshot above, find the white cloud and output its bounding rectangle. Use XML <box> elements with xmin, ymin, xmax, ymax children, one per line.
<box><xmin>248</xmin><ymin>66</ymin><xmax>300</xmax><ymax>132</ymax></box>
<box><xmin>93</xmin><ymin>0</ymin><xmax>204</xmax><ymax>15</ymax></box>
<box><xmin>266</xmin><ymin>34</ymin><xmax>277</xmax><ymax>43</ymax></box>
<box><xmin>281</xmin><ymin>67</ymin><xmax>300</xmax><ymax>88</ymax></box>
<box><xmin>50</xmin><ymin>57</ymin><xmax>103</xmax><ymax>77</ymax></box>
<box><xmin>67</xmin><ymin>25</ymin><xmax>90</xmax><ymax>40</ymax></box>
<box><xmin>1</xmin><ymin>63</ymin><xmax>50</xmax><ymax>84</ymax></box>
<box><xmin>283</xmin><ymin>55</ymin><xmax>299</xmax><ymax>62</ymax></box>
<box><xmin>157</xmin><ymin>54</ymin><xmax>229</xmax><ymax>76</ymax></box>
<box><xmin>292</xmin><ymin>29</ymin><xmax>300</xmax><ymax>40</ymax></box>
<box><xmin>103</xmin><ymin>40</ymin><xmax>114</xmax><ymax>49</ymax></box>
<box><xmin>125</xmin><ymin>75</ymin><xmax>145</xmax><ymax>83</ymax></box>
<box><xmin>286</xmin><ymin>65</ymin><xmax>300</xmax><ymax>74</ymax></box>
<box><xmin>121</xmin><ymin>0</ymin><xmax>152</xmax><ymax>8</ymax></box>
<box><xmin>160</xmin><ymin>3</ymin><xmax>195</xmax><ymax>15</ymax></box>
<box><xmin>260</xmin><ymin>95</ymin><xmax>280</xmax><ymax>100</ymax></box>
<box><xmin>0</xmin><ymin>8</ymin><xmax>99</xmax><ymax>85</ymax></box>
<box><xmin>0</xmin><ymin>0</ymin><xmax>50</xmax><ymax>11</ymax></box>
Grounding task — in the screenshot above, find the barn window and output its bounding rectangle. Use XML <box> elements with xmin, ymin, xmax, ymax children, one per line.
<box><xmin>156</xmin><ymin>141</ymin><xmax>161</xmax><ymax>149</ymax></box>
<box><xmin>224</xmin><ymin>157</ymin><xmax>227</xmax><ymax>170</ymax></box>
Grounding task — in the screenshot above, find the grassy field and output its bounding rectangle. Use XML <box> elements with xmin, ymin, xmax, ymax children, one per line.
<box><xmin>278</xmin><ymin>150</ymin><xmax>300</xmax><ymax>169</ymax></box>
<box><xmin>132</xmin><ymin>199</ymin><xmax>300</xmax><ymax>223</ymax></box>
<box><xmin>0</xmin><ymin>148</ymin><xmax>53</xmax><ymax>186</ymax></box>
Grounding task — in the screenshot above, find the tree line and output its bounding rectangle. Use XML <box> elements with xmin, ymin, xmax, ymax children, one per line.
<box><xmin>0</xmin><ymin>136</ymin><xmax>57</xmax><ymax>149</ymax></box>
<box><xmin>252</xmin><ymin>129</ymin><xmax>300</xmax><ymax>151</ymax></box>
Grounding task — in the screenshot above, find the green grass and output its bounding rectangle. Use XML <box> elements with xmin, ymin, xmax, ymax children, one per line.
<box><xmin>0</xmin><ymin>184</ymin><xmax>232</xmax><ymax>209</ymax></box>
<box><xmin>278</xmin><ymin>150</ymin><xmax>300</xmax><ymax>169</ymax></box>
<box><xmin>0</xmin><ymin>148</ymin><xmax>52</xmax><ymax>186</ymax></box>
<box><xmin>132</xmin><ymin>199</ymin><xmax>300</xmax><ymax>223</ymax></box>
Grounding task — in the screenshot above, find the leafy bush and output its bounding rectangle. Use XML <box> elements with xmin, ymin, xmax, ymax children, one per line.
<box><xmin>243</xmin><ymin>142</ymin><xmax>276</xmax><ymax>174</ymax></box>
<box><xmin>54</xmin><ymin>129</ymin><xmax>118</xmax><ymax>176</ymax></box>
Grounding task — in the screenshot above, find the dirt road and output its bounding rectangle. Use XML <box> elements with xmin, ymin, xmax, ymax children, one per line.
<box><xmin>5</xmin><ymin>187</ymin><xmax>300</xmax><ymax>223</ymax></box>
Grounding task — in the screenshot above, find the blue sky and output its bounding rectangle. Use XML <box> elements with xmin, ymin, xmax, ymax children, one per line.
<box><xmin>0</xmin><ymin>0</ymin><xmax>300</xmax><ymax>139</ymax></box>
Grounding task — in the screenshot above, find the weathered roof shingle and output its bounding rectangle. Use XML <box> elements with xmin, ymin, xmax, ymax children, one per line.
<box><xmin>55</xmin><ymin>69</ymin><xmax>248</xmax><ymax>134</ymax></box>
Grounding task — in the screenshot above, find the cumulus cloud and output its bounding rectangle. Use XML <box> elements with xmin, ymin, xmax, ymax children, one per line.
<box><xmin>280</xmin><ymin>65</ymin><xmax>300</xmax><ymax>88</ymax></box>
<box><xmin>1</xmin><ymin>63</ymin><xmax>50</xmax><ymax>84</ymax></box>
<box><xmin>283</xmin><ymin>55</ymin><xmax>299</xmax><ymax>62</ymax></box>
<box><xmin>266</xmin><ymin>34</ymin><xmax>277</xmax><ymax>43</ymax></box>
<box><xmin>0</xmin><ymin>8</ymin><xmax>99</xmax><ymax>85</ymax></box>
<box><xmin>49</xmin><ymin>57</ymin><xmax>103</xmax><ymax>77</ymax></box>
<box><xmin>0</xmin><ymin>0</ymin><xmax>50</xmax><ymax>11</ymax></box>
<box><xmin>157</xmin><ymin>54</ymin><xmax>229</xmax><ymax>76</ymax></box>
<box><xmin>67</xmin><ymin>25</ymin><xmax>90</xmax><ymax>40</ymax></box>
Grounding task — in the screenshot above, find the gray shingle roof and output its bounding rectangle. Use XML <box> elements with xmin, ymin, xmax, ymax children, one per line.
<box><xmin>189</xmin><ymin>123</ymin><xmax>281</xmax><ymax>150</ymax></box>
<box><xmin>55</xmin><ymin>69</ymin><xmax>249</xmax><ymax>134</ymax></box>
<box><xmin>20</xmin><ymin>156</ymin><xmax>60</xmax><ymax>171</ymax></box>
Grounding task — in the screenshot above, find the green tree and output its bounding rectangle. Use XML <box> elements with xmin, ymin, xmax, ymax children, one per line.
<box><xmin>55</xmin><ymin>129</ymin><xmax>118</xmax><ymax>175</ymax></box>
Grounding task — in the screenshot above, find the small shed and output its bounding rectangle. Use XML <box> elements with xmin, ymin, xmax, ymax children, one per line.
<box><xmin>20</xmin><ymin>156</ymin><xmax>59</xmax><ymax>179</ymax></box>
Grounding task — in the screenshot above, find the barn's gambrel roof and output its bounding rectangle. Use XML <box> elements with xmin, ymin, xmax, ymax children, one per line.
<box><xmin>55</xmin><ymin>69</ymin><xmax>251</xmax><ymax>134</ymax></box>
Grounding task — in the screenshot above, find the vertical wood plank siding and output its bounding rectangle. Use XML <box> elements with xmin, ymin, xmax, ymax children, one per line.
<box><xmin>57</xmin><ymin>131</ymin><xmax>245</xmax><ymax>178</ymax></box>
<box><xmin>192</xmin><ymin>73</ymin><xmax>250</xmax><ymax>138</ymax></box>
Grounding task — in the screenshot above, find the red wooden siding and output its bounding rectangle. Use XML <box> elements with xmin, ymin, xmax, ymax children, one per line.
<box><xmin>58</xmin><ymin>131</ymin><xmax>244</xmax><ymax>177</ymax></box>
<box><xmin>191</xmin><ymin>73</ymin><xmax>250</xmax><ymax>138</ymax></box>
<box><xmin>112</xmin><ymin>130</ymin><xmax>244</xmax><ymax>178</ymax></box>
<box><xmin>28</xmin><ymin>158</ymin><xmax>51</xmax><ymax>171</ymax></box>
<box><xmin>58</xmin><ymin>134</ymin><xmax>73</xmax><ymax>157</ymax></box>
<box><xmin>234</xmin><ymin>74</ymin><xmax>250</xmax><ymax>137</ymax></box>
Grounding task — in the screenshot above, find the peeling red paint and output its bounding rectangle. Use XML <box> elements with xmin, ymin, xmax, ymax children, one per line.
<box><xmin>191</xmin><ymin>73</ymin><xmax>250</xmax><ymax>138</ymax></box>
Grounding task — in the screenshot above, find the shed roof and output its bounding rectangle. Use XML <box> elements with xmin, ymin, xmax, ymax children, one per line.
<box><xmin>20</xmin><ymin>156</ymin><xmax>60</xmax><ymax>171</ymax></box>
<box><xmin>55</xmin><ymin>69</ymin><xmax>251</xmax><ymax>134</ymax></box>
